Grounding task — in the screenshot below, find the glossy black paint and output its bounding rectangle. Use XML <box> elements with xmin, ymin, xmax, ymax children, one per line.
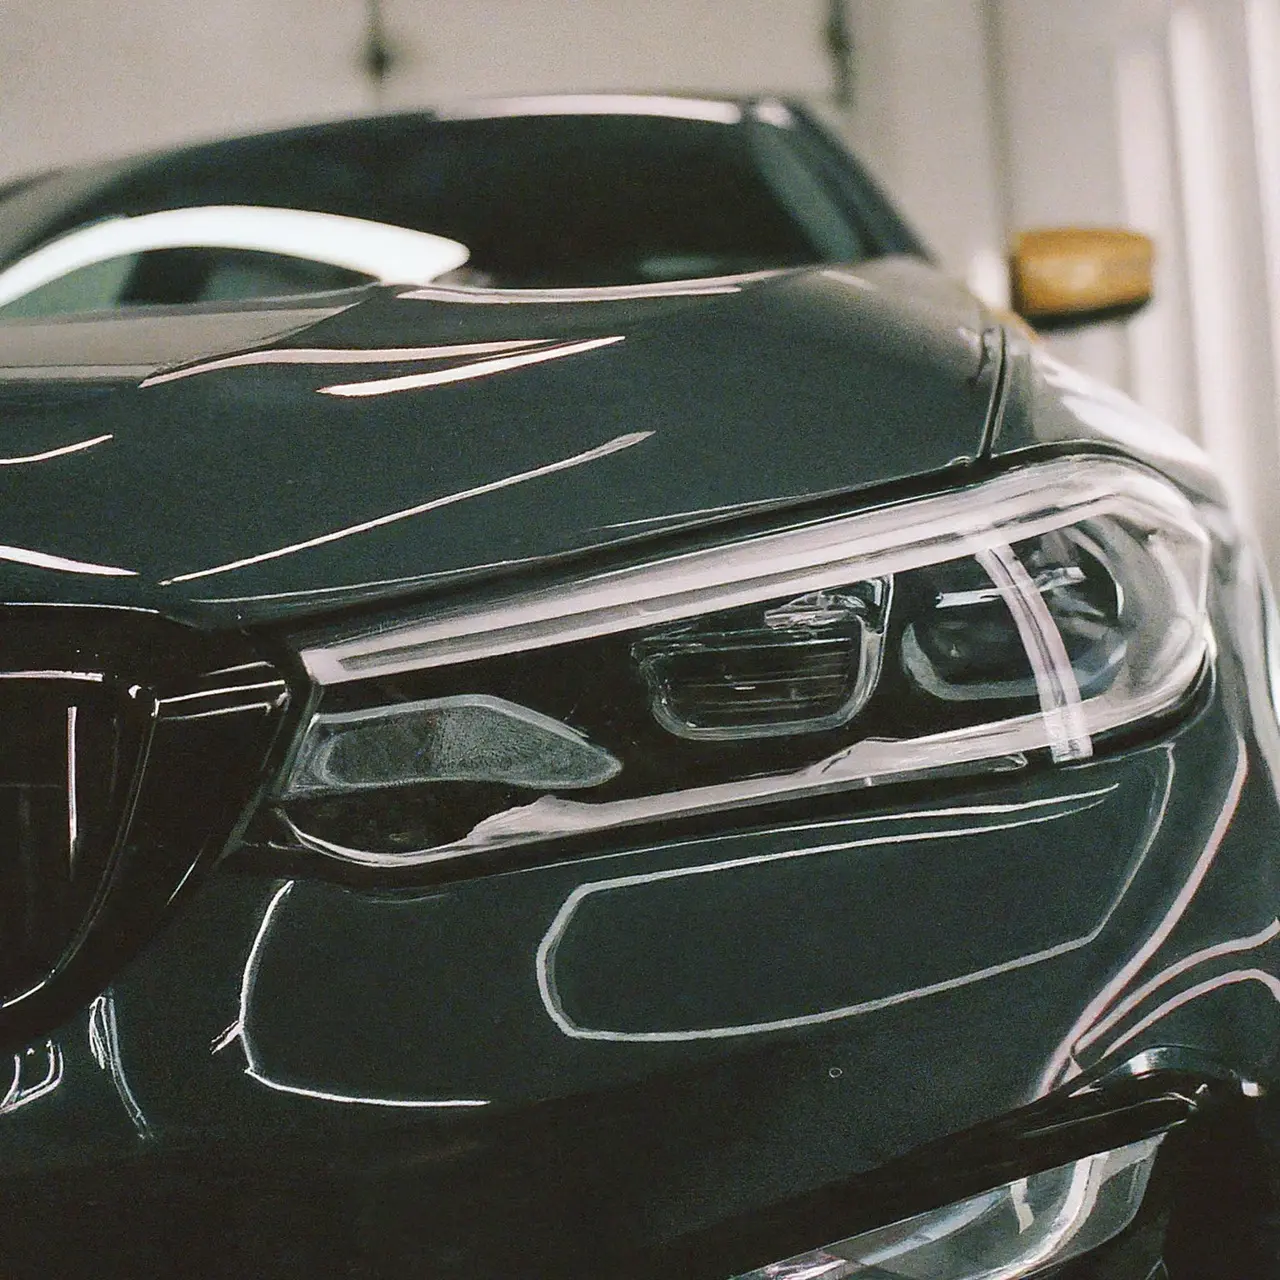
<box><xmin>0</xmin><ymin>261</ymin><xmax>994</xmax><ymax>624</ymax></box>
<box><xmin>0</xmin><ymin>101</ymin><xmax>1278</xmax><ymax>1280</ymax></box>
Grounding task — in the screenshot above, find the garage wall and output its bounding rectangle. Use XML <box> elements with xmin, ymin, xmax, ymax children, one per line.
<box><xmin>986</xmin><ymin>2</ymin><xmax>1134</xmax><ymax>393</ymax></box>
<box><xmin>373</xmin><ymin>1</ymin><xmax>831</xmax><ymax>101</ymax></box>
<box><xmin>0</xmin><ymin>0</ymin><xmax>370</xmax><ymax>177</ymax></box>
<box><xmin>840</xmin><ymin>0</ymin><xmax>1005</xmax><ymax>302</ymax></box>
<box><xmin>1163</xmin><ymin>0</ymin><xmax>1280</xmax><ymax>550</ymax></box>
<box><xmin>0</xmin><ymin>2</ymin><xmax>833</xmax><ymax>178</ymax></box>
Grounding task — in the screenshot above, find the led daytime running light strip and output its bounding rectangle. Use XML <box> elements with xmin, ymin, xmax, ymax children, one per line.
<box><xmin>300</xmin><ymin>458</ymin><xmax>1206</xmax><ymax>684</ymax></box>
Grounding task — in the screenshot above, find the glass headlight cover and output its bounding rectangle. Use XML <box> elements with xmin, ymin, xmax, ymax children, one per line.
<box><xmin>631</xmin><ymin>581</ymin><xmax>892</xmax><ymax>740</ymax></box>
<box><xmin>276</xmin><ymin>458</ymin><xmax>1210</xmax><ymax>867</ymax></box>
<box><xmin>730</xmin><ymin>1136</ymin><xmax>1162</xmax><ymax>1280</ymax></box>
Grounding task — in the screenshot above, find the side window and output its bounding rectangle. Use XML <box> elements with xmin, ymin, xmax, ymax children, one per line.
<box><xmin>0</xmin><ymin>247</ymin><xmax>371</xmax><ymax>319</ymax></box>
<box><xmin>119</xmin><ymin>248</ymin><xmax>371</xmax><ymax>304</ymax></box>
<box><xmin>0</xmin><ymin>254</ymin><xmax>139</xmax><ymax>318</ymax></box>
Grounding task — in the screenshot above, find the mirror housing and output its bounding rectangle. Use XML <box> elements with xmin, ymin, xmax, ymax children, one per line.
<box><xmin>1010</xmin><ymin>228</ymin><xmax>1154</xmax><ymax>330</ymax></box>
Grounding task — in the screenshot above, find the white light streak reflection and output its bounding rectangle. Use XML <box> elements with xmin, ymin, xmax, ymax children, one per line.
<box><xmin>751</xmin><ymin>100</ymin><xmax>796</xmax><ymax>128</ymax></box>
<box><xmin>211</xmin><ymin>1022</ymin><xmax>240</xmax><ymax>1054</ymax></box>
<box><xmin>318</xmin><ymin>335</ymin><xmax>624</xmax><ymax>398</ymax></box>
<box><xmin>0</xmin><ymin>433</ymin><xmax>112</xmax><ymax>465</ymax></box>
<box><xmin>162</xmin><ymin>430</ymin><xmax>653</xmax><ymax>585</ymax></box>
<box><xmin>437</xmin><ymin>94</ymin><xmax>743</xmax><ymax>124</ymax></box>
<box><xmin>976</xmin><ymin>544</ymin><xmax>1091</xmax><ymax>763</ymax></box>
<box><xmin>0</xmin><ymin>544</ymin><xmax>136</xmax><ymax>577</ymax></box>
<box><xmin>0</xmin><ymin>1042</ymin><xmax>64</xmax><ymax>1116</ymax></box>
<box><xmin>139</xmin><ymin>342</ymin><xmax>548</xmax><ymax>388</ymax></box>
<box><xmin>241</xmin><ymin>1071</ymin><xmax>492</xmax><ymax>1108</ymax></box>
<box><xmin>284</xmin><ymin>779</ymin><xmax>1120</xmax><ymax>871</ymax></box>
<box><xmin>163</xmin><ymin>703</ymin><xmax>283</xmax><ymax>723</ymax></box>
<box><xmin>230</xmin><ymin>882</ymin><xmax>489</xmax><ymax>1108</ymax></box>
<box><xmin>160</xmin><ymin>681</ymin><xmax>285</xmax><ymax>705</ymax></box>
<box><xmin>398</xmin><ymin>273</ymin><xmax>767</xmax><ymax>304</ymax></box>
<box><xmin>188</xmin><ymin>555</ymin><xmax>537</xmax><ymax>606</ymax></box>
<box><xmin>1077</xmin><ymin>918</ymin><xmax>1280</xmax><ymax>1056</ymax></box>
<box><xmin>1080</xmin><ymin>921</ymin><xmax>1280</xmax><ymax>1059</ymax></box>
<box><xmin>88</xmin><ymin>993</ymin><xmax>150</xmax><ymax>1137</ymax></box>
<box><xmin>66</xmin><ymin>706</ymin><xmax>78</xmax><ymax>872</ymax></box>
<box><xmin>821</xmin><ymin>268</ymin><xmax>877</xmax><ymax>291</ymax></box>
<box><xmin>591</xmin><ymin>496</ymin><xmax>790</xmax><ymax>532</ymax></box>
<box><xmin>0</xmin><ymin>206</ymin><xmax>468</xmax><ymax>309</ymax></box>
<box><xmin>0</xmin><ymin>670</ymin><xmax>103</xmax><ymax>682</ymax></box>
<box><xmin>1100</xmin><ymin>969</ymin><xmax>1280</xmax><ymax>1061</ymax></box>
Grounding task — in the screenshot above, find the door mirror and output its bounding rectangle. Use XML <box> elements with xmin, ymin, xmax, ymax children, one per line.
<box><xmin>1010</xmin><ymin>228</ymin><xmax>1154</xmax><ymax>330</ymax></box>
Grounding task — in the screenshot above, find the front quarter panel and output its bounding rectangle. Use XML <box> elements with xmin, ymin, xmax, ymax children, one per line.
<box><xmin>990</xmin><ymin>334</ymin><xmax>1227</xmax><ymax>506</ymax></box>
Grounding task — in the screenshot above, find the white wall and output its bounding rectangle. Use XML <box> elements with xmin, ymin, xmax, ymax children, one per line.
<box><xmin>986</xmin><ymin>3</ymin><xmax>1138</xmax><ymax>392</ymax></box>
<box><xmin>841</xmin><ymin>0</ymin><xmax>1005</xmax><ymax>301</ymax></box>
<box><xmin>0</xmin><ymin>0</ymin><xmax>370</xmax><ymax>178</ymax></box>
<box><xmin>1166</xmin><ymin>0</ymin><xmax>1280</xmax><ymax>548</ymax></box>
<box><xmin>376</xmin><ymin>0</ymin><xmax>831</xmax><ymax>102</ymax></box>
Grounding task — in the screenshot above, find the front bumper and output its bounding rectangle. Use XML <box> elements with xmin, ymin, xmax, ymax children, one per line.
<box><xmin>0</xmin><ymin>555</ymin><xmax>1278</xmax><ymax>1278</ymax></box>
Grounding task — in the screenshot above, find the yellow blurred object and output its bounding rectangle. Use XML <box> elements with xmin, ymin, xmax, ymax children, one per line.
<box><xmin>1011</xmin><ymin>229</ymin><xmax>1154</xmax><ymax>326</ymax></box>
<box><xmin>988</xmin><ymin>304</ymin><xmax>1042</xmax><ymax>344</ymax></box>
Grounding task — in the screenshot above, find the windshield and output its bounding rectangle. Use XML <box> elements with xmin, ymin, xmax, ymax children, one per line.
<box><xmin>0</xmin><ymin>106</ymin><xmax>875</xmax><ymax>297</ymax></box>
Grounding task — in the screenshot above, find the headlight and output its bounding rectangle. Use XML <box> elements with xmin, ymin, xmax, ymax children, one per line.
<box><xmin>271</xmin><ymin>457</ymin><xmax>1209</xmax><ymax>867</ymax></box>
<box><xmin>730</xmin><ymin>1136</ymin><xmax>1162</xmax><ymax>1280</ymax></box>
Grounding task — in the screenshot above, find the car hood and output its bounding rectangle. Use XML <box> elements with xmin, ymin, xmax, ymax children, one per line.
<box><xmin>0</xmin><ymin>259</ymin><xmax>997</xmax><ymax>627</ymax></box>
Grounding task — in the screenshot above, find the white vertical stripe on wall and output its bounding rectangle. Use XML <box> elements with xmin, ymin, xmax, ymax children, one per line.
<box><xmin>1169</xmin><ymin>1</ymin><xmax>1280</xmax><ymax>552</ymax></box>
<box><xmin>1169</xmin><ymin>5</ymin><xmax>1250</xmax><ymax>509</ymax></box>
<box><xmin>1115</xmin><ymin>34</ymin><xmax>1198</xmax><ymax>439</ymax></box>
<box><xmin>1246</xmin><ymin>0</ymin><xmax>1280</xmax><ymax>400</ymax></box>
<box><xmin>1167</xmin><ymin>5</ymin><xmax>1236</xmax><ymax>458</ymax></box>
<box><xmin>985</xmin><ymin>2</ymin><xmax>1132</xmax><ymax>393</ymax></box>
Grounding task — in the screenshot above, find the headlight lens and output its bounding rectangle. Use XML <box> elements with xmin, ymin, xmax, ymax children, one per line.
<box><xmin>272</xmin><ymin>458</ymin><xmax>1209</xmax><ymax>867</ymax></box>
<box><xmin>631</xmin><ymin>580</ymin><xmax>892</xmax><ymax>740</ymax></box>
<box><xmin>730</xmin><ymin>1136</ymin><xmax>1162</xmax><ymax>1280</ymax></box>
<box><xmin>901</xmin><ymin>526</ymin><xmax>1127</xmax><ymax>703</ymax></box>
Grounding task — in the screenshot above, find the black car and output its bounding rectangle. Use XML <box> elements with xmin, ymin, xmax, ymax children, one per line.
<box><xmin>0</xmin><ymin>94</ymin><xmax>1277</xmax><ymax>1280</ymax></box>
